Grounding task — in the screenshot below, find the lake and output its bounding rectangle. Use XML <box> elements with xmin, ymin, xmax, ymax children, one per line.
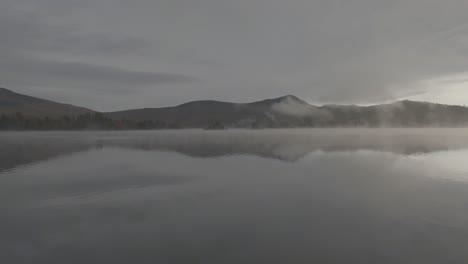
<box><xmin>1</xmin><ymin>129</ymin><xmax>468</xmax><ymax>263</ymax></box>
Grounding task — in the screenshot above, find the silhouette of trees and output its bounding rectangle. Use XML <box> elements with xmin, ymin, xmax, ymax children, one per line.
<box><xmin>3</xmin><ymin>100</ymin><xmax>468</xmax><ymax>130</ymax></box>
<box><xmin>0</xmin><ymin>112</ymin><xmax>178</xmax><ymax>130</ymax></box>
<box><xmin>205</xmin><ymin>121</ymin><xmax>225</xmax><ymax>130</ymax></box>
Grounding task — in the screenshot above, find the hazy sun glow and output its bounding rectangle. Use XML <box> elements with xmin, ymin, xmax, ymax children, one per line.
<box><xmin>403</xmin><ymin>73</ymin><xmax>468</xmax><ymax>106</ymax></box>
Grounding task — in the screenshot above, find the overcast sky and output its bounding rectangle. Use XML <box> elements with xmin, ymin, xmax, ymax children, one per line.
<box><xmin>3</xmin><ymin>0</ymin><xmax>468</xmax><ymax>111</ymax></box>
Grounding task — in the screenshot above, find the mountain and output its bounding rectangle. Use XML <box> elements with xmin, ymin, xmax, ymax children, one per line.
<box><xmin>322</xmin><ymin>100</ymin><xmax>468</xmax><ymax>127</ymax></box>
<box><xmin>2</xmin><ymin>87</ymin><xmax>468</xmax><ymax>128</ymax></box>
<box><xmin>106</xmin><ymin>95</ymin><xmax>332</xmax><ymax>128</ymax></box>
<box><xmin>107</xmin><ymin>96</ymin><xmax>468</xmax><ymax>128</ymax></box>
<box><xmin>0</xmin><ymin>88</ymin><xmax>93</xmax><ymax>117</ymax></box>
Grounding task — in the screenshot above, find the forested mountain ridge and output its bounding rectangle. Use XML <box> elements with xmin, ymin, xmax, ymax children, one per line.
<box><xmin>0</xmin><ymin>88</ymin><xmax>93</xmax><ymax>117</ymax></box>
<box><xmin>107</xmin><ymin>95</ymin><xmax>468</xmax><ymax>128</ymax></box>
<box><xmin>2</xmin><ymin>87</ymin><xmax>468</xmax><ymax>130</ymax></box>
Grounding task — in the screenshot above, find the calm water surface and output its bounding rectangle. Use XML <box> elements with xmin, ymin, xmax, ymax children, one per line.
<box><xmin>1</xmin><ymin>129</ymin><xmax>468</xmax><ymax>263</ymax></box>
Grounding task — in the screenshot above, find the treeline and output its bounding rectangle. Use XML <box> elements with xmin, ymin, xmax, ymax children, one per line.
<box><xmin>0</xmin><ymin>112</ymin><xmax>180</xmax><ymax>130</ymax></box>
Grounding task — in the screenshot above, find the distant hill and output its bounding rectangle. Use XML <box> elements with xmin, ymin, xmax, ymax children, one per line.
<box><xmin>0</xmin><ymin>88</ymin><xmax>93</xmax><ymax>117</ymax></box>
<box><xmin>106</xmin><ymin>95</ymin><xmax>332</xmax><ymax>128</ymax></box>
<box><xmin>2</xmin><ymin>87</ymin><xmax>468</xmax><ymax>129</ymax></box>
<box><xmin>106</xmin><ymin>95</ymin><xmax>468</xmax><ymax>128</ymax></box>
<box><xmin>322</xmin><ymin>100</ymin><xmax>468</xmax><ymax>127</ymax></box>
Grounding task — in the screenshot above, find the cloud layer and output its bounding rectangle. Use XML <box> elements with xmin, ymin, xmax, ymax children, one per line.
<box><xmin>3</xmin><ymin>0</ymin><xmax>468</xmax><ymax>110</ymax></box>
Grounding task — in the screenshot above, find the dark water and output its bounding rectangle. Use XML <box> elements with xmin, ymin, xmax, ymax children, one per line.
<box><xmin>1</xmin><ymin>129</ymin><xmax>468</xmax><ymax>264</ymax></box>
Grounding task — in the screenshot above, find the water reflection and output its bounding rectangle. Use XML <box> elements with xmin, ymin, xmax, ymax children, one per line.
<box><xmin>2</xmin><ymin>129</ymin><xmax>468</xmax><ymax>171</ymax></box>
<box><xmin>1</xmin><ymin>129</ymin><xmax>468</xmax><ymax>263</ymax></box>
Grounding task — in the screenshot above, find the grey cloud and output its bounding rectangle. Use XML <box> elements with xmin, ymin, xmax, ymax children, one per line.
<box><xmin>1</xmin><ymin>0</ymin><xmax>196</xmax><ymax>109</ymax></box>
<box><xmin>1</xmin><ymin>56</ymin><xmax>196</xmax><ymax>88</ymax></box>
<box><xmin>0</xmin><ymin>2</ymin><xmax>149</xmax><ymax>56</ymax></box>
<box><xmin>2</xmin><ymin>0</ymin><xmax>468</xmax><ymax>109</ymax></box>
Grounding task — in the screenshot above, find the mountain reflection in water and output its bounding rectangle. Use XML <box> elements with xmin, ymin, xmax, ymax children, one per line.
<box><xmin>2</xmin><ymin>129</ymin><xmax>468</xmax><ymax>169</ymax></box>
<box><xmin>1</xmin><ymin>129</ymin><xmax>468</xmax><ymax>264</ymax></box>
